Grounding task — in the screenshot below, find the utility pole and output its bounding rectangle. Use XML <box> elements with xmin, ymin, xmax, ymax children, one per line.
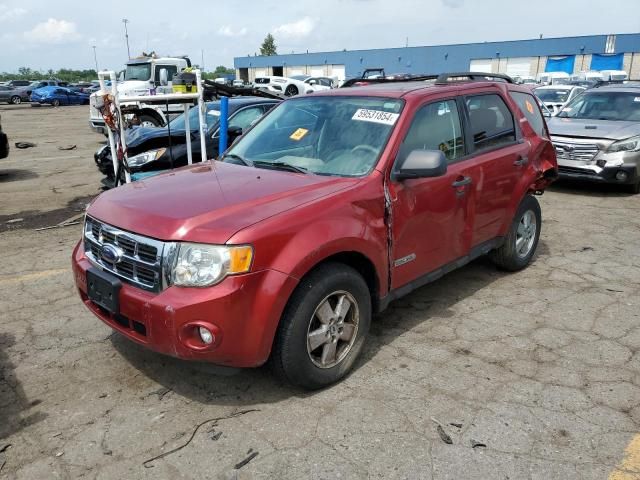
<box><xmin>201</xmin><ymin>49</ymin><xmax>205</xmax><ymax>73</ymax></box>
<box><xmin>92</xmin><ymin>45</ymin><xmax>99</xmax><ymax>72</ymax></box>
<box><xmin>122</xmin><ymin>19</ymin><xmax>131</xmax><ymax>59</ymax></box>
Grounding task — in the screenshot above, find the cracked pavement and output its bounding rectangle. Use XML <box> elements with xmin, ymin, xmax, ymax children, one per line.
<box><xmin>1</xmin><ymin>107</ymin><xmax>640</xmax><ymax>479</ymax></box>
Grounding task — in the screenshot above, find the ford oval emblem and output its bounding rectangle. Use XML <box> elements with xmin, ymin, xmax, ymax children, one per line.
<box><xmin>101</xmin><ymin>244</ymin><xmax>123</xmax><ymax>264</ymax></box>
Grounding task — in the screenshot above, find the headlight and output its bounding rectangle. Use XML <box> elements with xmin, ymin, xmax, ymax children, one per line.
<box><xmin>606</xmin><ymin>136</ymin><xmax>640</xmax><ymax>153</ymax></box>
<box><xmin>127</xmin><ymin>148</ymin><xmax>166</xmax><ymax>167</ymax></box>
<box><xmin>171</xmin><ymin>243</ymin><xmax>253</xmax><ymax>287</ymax></box>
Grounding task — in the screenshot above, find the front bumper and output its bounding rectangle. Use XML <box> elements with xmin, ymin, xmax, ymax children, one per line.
<box><xmin>90</xmin><ymin>119</ymin><xmax>107</xmax><ymax>135</ymax></box>
<box><xmin>72</xmin><ymin>241</ymin><xmax>298</xmax><ymax>367</ymax></box>
<box><xmin>558</xmin><ymin>163</ymin><xmax>638</xmax><ymax>184</ymax></box>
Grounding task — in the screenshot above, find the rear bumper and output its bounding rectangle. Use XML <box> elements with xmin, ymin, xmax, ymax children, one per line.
<box><xmin>558</xmin><ymin>164</ymin><xmax>638</xmax><ymax>185</ymax></box>
<box><xmin>72</xmin><ymin>241</ymin><xmax>298</xmax><ymax>367</ymax></box>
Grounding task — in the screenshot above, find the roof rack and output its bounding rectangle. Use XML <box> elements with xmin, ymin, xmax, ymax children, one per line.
<box><xmin>341</xmin><ymin>75</ymin><xmax>438</xmax><ymax>88</ymax></box>
<box><xmin>435</xmin><ymin>72</ymin><xmax>514</xmax><ymax>84</ymax></box>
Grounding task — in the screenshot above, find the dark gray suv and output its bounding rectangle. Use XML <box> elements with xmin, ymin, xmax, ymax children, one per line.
<box><xmin>547</xmin><ymin>84</ymin><xmax>640</xmax><ymax>193</ymax></box>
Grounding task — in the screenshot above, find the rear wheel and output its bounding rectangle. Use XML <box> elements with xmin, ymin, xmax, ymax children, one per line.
<box><xmin>271</xmin><ymin>263</ymin><xmax>371</xmax><ymax>389</ymax></box>
<box><xmin>627</xmin><ymin>181</ymin><xmax>640</xmax><ymax>194</ymax></box>
<box><xmin>490</xmin><ymin>195</ymin><xmax>541</xmax><ymax>271</ymax></box>
<box><xmin>284</xmin><ymin>85</ymin><xmax>299</xmax><ymax>97</ymax></box>
<box><xmin>52</xmin><ymin>99</ymin><xmax>60</xmax><ymax>107</ymax></box>
<box><xmin>137</xmin><ymin>114</ymin><xmax>162</xmax><ymax>128</ymax></box>
<box><xmin>10</xmin><ymin>96</ymin><xmax>21</xmax><ymax>105</ymax></box>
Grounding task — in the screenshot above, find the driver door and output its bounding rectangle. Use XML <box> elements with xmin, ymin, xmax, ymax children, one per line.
<box><xmin>388</xmin><ymin>98</ymin><xmax>474</xmax><ymax>290</ymax></box>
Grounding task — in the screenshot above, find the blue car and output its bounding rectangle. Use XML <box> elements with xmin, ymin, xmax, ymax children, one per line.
<box><xmin>30</xmin><ymin>86</ymin><xmax>90</xmax><ymax>106</ymax></box>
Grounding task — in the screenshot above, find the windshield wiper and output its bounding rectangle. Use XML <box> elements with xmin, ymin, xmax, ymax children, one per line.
<box><xmin>222</xmin><ymin>153</ymin><xmax>253</xmax><ymax>166</ymax></box>
<box><xmin>253</xmin><ymin>161</ymin><xmax>308</xmax><ymax>174</ymax></box>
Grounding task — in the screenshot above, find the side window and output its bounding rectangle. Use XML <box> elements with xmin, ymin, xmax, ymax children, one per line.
<box><xmin>398</xmin><ymin>99</ymin><xmax>465</xmax><ymax>164</ymax></box>
<box><xmin>466</xmin><ymin>94</ymin><xmax>516</xmax><ymax>150</ymax></box>
<box><xmin>510</xmin><ymin>91</ymin><xmax>546</xmax><ymax>137</ymax></box>
<box><xmin>228</xmin><ymin>106</ymin><xmax>265</xmax><ymax>130</ymax></box>
<box><xmin>155</xmin><ymin>65</ymin><xmax>178</xmax><ymax>83</ymax></box>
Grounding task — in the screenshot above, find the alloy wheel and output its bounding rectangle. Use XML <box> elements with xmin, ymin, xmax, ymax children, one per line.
<box><xmin>516</xmin><ymin>210</ymin><xmax>537</xmax><ymax>258</ymax></box>
<box><xmin>306</xmin><ymin>291</ymin><xmax>359</xmax><ymax>369</ymax></box>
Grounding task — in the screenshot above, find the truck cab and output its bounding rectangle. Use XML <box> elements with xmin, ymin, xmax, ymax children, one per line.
<box><xmin>89</xmin><ymin>56</ymin><xmax>191</xmax><ymax>134</ymax></box>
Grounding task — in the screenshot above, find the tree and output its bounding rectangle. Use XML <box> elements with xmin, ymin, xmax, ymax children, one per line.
<box><xmin>214</xmin><ymin>65</ymin><xmax>235</xmax><ymax>75</ymax></box>
<box><xmin>260</xmin><ymin>34</ymin><xmax>277</xmax><ymax>56</ymax></box>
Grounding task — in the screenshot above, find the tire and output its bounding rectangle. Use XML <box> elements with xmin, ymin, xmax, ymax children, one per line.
<box><xmin>284</xmin><ymin>84</ymin><xmax>299</xmax><ymax>97</ymax></box>
<box><xmin>137</xmin><ymin>114</ymin><xmax>162</xmax><ymax>128</ymax></box>
<box><xmin>490</xmin><ymin>195</ymin><xmax>542</xmax><ymax>272</ymax></box>
<box><xmin>271</xmin><ymin>262</ymin><xmax>371</xmax><ymax>389</ymax></box>
<box><xmin>627</xmin><ymin>181</ymin><xmax>640</xmax><ymax>194</ymax></box>
<box><xmin>10</xmin><ymin>96</ymin><xmax>21</xmax><ymax>105</ymax></box>
<box><xmin>52</xmin><ymin>99</ymin><xmax>60</xmax><ymax>107</ymax></box>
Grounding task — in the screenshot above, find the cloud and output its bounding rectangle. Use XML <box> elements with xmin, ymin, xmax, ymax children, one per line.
<box><xmin>273</xmin><ymin>17</ymin><xmax>315</xmax><ymax>38</ymax></box>
<box><xmin>0</xmin><ymin>4</ymin><xmax>26</xmax><ymax>22</ymax></box>
<box><xmin>218</xmin><ymin>25</ymin><xmax>248</xmax><ymax>37</ymax></box>
<box><xmin>24</xmin><ymin>18</ymin><xmax>81</xmax><ymax>44</ymax></box>
<box><xmin>442</xmin><ymin>0</ymin><xmax>464</xmax><ymax>7</ymax></box>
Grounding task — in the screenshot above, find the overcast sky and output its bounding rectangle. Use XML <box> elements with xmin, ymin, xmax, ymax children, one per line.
<box><xmin>0</xmin><ymin>0</ymin><xmax>638</xmax><ymax>73</ymax></box>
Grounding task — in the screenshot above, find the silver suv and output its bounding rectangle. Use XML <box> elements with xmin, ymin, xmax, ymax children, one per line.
<box><xmin>547</xmin><ymin>84</ymin><xmax>640</xmax><ymax>193</ymax></box>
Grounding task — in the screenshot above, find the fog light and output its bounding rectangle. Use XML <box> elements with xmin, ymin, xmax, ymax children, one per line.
<box><xmin>596</xmin><ymin>159</ymin><xmax>607</xmax><ymax>168</ymax></box>
<box><xmin>198</xmin><ymin>327</ymin><xmax>214</xmax><ymax>345</ymax></box>
<box><xmin>616</xmin><ymin>170</ymin><xmax>628</xmax><ymax>182</ymax></box>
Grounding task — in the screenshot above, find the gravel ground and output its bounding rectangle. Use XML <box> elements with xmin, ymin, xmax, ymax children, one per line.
<box><xmin>1</xmin><ymin>105</ymin><xmax>640</xmax><ymax>479</ymax></box>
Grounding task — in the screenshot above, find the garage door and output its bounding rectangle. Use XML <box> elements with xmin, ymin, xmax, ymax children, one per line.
<box><xmin>310</xmin><ymin>66</ymin><xmax>325</xmax><ymax>76</ymax></box>
<box><xmin>330</xmin><ymin>65</ymin><xmax>346</xmax><ymax>81</ymax></box>
<box><xmin>254</xmin><ymin>69</ymin><xmax>267</xmax><ymax>78</ymax></box>
<box><xmin>505</xmin><ymin>57</ymin><xmax>533</xmax><ymax>78</ymax></box>
<box><xmin>470</xmin><ymin>59</ymin><xmax>493</xmax><ymax>73</ymax></box>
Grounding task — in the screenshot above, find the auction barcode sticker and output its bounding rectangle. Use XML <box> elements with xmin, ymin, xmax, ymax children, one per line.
<box><xmin>352</xmin><ymin>109</ymin><xmax>400</xmax><ymax>125</ymax></box>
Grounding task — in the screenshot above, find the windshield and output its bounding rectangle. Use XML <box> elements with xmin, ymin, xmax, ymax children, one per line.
<box><xmin>558</xmin><ymin>92</ymin><xmax>640</xmax><ymax>121</ymax></box>
<box><xmin>225</xmin><ymin>96</ymin><xmax>403</xmax><ymax>177</ymax></box>
<box><xmin>535</xmin><ymin>89</ymin><xmax>571</xmax><ymax>103</ymax></box>
<box><xmin>125</xmin><ymin>63</ymin><xmax>152</xmax><ymax>81</ymax></box>
<box><xmin>168</xmin><ymin>103</ymin><xmax>221</xmax><ymax>132</ymax></box>
<box><xmin>290</xmin><ymin>75</ymin><xmax>310</xmax><ymax>81</ymax></box>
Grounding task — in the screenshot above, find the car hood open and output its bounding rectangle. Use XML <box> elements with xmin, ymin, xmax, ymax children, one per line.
<box><xmin>547</xmin><ymin>117</ymin><xmax>640</xmax><ymax>140</ymax></box>
<box><xmin>88</xmin><ymin>161</ymin><xmax>359</xmax><ymax>244</ymax></box>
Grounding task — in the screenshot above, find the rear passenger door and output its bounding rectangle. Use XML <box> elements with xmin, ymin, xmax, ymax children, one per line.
<box><xmin>463</xmin><ymin>92</ymin><xmax>529</xmax><ymax>246</ymax></box>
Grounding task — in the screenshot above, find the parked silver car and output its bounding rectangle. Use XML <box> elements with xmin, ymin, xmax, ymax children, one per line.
<box><xmin>534</xmin><ymin>85</ymin><xmax>586</xmax><ymax>115</ymax></box>
<box><xmin>0</xmin><ymin>85</ymin><xmax>30</xmax><ymax>104</ymax></box>
<box><xmin>547</xmin><ymin>85</ymin><xmax>640</xmax><ymax>193</ymax></box>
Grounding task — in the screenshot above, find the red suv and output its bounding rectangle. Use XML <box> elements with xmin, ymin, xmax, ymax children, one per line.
<box><xmin>72</xmin><ymin>73</ymin><xmax>557</xmax><ymax>389</ymax></box>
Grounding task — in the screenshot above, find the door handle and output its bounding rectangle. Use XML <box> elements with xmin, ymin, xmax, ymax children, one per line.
<box><xmin>451</xmin><ymin>176</ymin><xmax>472</xmax><ymax>188</ymax></box>
<box><xmin>514</xmin><ymin>156</ymin><xmax>528</xmax><ymax>166</ymax></box>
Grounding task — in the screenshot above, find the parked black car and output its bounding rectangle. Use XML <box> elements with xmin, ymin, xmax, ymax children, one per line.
<box><xmin>94</xmin><ymin>96</ymin><xmax>279</xmax><ymax>188</ymax></box>
<box><xmin>0</xmin><ymin>115</ymin><xmax>8</xmax><ymax>159</ymax></box>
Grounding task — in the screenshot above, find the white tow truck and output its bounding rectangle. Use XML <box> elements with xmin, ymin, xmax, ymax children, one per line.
<box><xmin>89</xmin><ymin>55</ymin><xmax>191</xmax><ymax>134</ymax></box>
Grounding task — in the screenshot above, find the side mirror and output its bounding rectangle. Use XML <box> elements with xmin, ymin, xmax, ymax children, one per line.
<box><xmin>159</xmin><ymin>68</ymin><xmax>168</xmax><ymax>86</ymax></box>
<box><xmin>393</xmin><ymin>150</ymin><xmax>447</xmax><ymax>181</ymax></box>
<box><xmin>308</xmin><ymin>79</ymin><xmax>317</xmax><ymax>85</ymax></box>
<box><xmin>227</xmin><ymin>126</ymin><xmax>243</xmax><ymax>141</ymax></box>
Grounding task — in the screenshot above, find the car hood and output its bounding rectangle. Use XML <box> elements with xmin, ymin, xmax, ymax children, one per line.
<box><xmin>547</xmin><ymin>117</ymin><xmax>640</xmax><ymax>140</ymax></box>
<box><xmin>126</xmin><ymin>126</ymin><xmax>191</xmax><ymax>148</ymax></box>
<box><xmin>88</xmin><ymin>161</ymin><xmax>359</xmax><ymax>244</ymax></box>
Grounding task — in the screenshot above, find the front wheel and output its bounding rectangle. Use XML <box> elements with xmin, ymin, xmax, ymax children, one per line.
<box><xmin>284</xmin><ymin>84</ymin><xmax>299</xmax><ymax>97</ymax></box>
<box><xmin>490</xmin><ymin>195</ymin><xmax>542</xmax><ymax>271</ymax></box>
<box><xmin>10</xmin><ymin>96</ymin><xmax>21</xmax><ymax>105</ymax></box>
<box><xmin>52</xmin><ymin>99</ymin><xmax>60</xmax><ymax>107</ymax></box>
<box><xmin>271</xmin><ymin>263</ymin><xmax>371</xmax><ymax>389</ymax></box>
<box><xmin>137</xmin><ymin>114</ymin><xmax>162</xmax><ymax>128</ymax></box>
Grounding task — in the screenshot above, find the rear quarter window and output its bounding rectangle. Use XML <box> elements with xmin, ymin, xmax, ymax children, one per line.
<box><xmin>510</xmin><ymin>91</ymin><xmax>547</xmax><ymax>137</ymax></box>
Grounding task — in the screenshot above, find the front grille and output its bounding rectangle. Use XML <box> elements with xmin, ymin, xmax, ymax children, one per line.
<box><xmin>553</xmin><ymin>141</ymin><xmax>599</xmax><ymax>162</ymax></box>
<box><xmin>254</xmin><ymin>78</ymin><xmax>270</xmax><ymax>84</ymax></box>
<box><xmin>84</xmin><ymin>216</ymin><xmax>165</xmax><ymax>292</ymax></box>
<box><xmin>558</xmin><ymin>166</ymin><xmax>597</xmax><ymax>176</ymax></box>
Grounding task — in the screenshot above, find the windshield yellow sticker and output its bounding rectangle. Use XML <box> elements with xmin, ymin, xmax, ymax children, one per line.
<box><xmin>352</xmin><ymin>109</ymin><xmax>399</xmax><ymax>125</ymax></box>
<box><xmin>290</xmin><ymin>128</ymin><xmax>309</xmax><ymax>141</ymax></box>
